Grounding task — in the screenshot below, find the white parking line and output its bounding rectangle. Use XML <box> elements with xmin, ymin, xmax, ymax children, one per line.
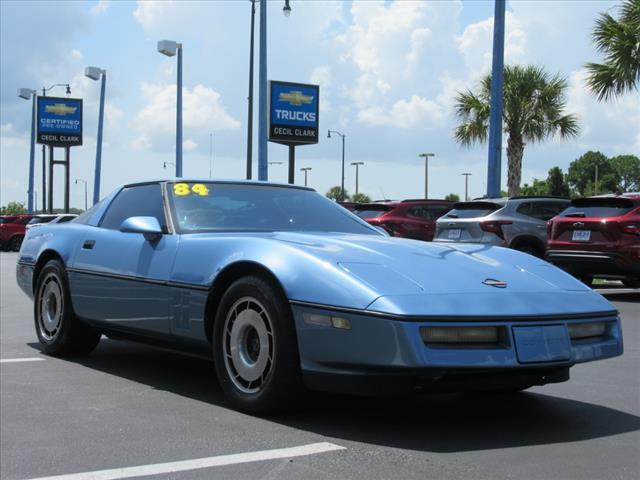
<box><xmin>0</xmin><ymin>357</ymin><xmax>45</xmax><ymax>363</ymax></box>
<box><xmin>25</xmin><ymin>442</ymin><xmax>346</xmax><ymax>480</ymax></box>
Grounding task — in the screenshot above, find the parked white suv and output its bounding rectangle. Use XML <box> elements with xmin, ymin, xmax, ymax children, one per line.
<box><xmin>434</xmin><ymin>196</ymin><xmax>570</xmax><ymax>257</ymax></box>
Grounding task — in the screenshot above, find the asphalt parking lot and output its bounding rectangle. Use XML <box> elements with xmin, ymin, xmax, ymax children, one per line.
<box><xmin>1</xmin><ymin>251</ymin><xmax>638</xmax><ymax>480</ymax></box>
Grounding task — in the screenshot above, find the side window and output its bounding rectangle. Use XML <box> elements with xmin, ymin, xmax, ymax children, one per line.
<box><xmin>529</xmin><ymin>201</ymin><xmax>568</xmax><ymax>221</ymax></box>
<box><xmin>100</xmin><ymin>184</ymin><xmax>167</xmax><ymax>231</ymax></box>
<box><xmin>407</xmin><ymin>206</ymin><xmax>424</xmax><ymax>219</ymax></box>
<box><xmin>516</xmin><ymin>202</ymin><xmax>532</xmax><ymax>216</ymax></box>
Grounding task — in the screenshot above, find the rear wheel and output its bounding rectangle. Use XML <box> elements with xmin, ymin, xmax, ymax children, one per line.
<box><xmin>10</xmin><ymin>235</ymin><xmax>24</xmax><ymax>252</ymax></box>
<box><xmin>213</xmin><ymin>275</ymin><xmax>303</xmax><ymax>413</ymax></box>
<box><xmin>34</xmin><ymin>259</ymin><xmax>101</xmax><ymax>356</ymax></box>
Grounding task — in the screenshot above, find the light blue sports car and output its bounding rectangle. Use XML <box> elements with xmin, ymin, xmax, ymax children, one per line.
<box><xmin>17</xmin><ymin>180</ymin><xmax>623</xmax><ymax>412</ymax></box>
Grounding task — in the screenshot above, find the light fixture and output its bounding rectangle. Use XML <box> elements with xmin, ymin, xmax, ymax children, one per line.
<box><xmin>283</xmin><ymin>0</ymin><xmax>291</xmax><ymax>17</ymax></box>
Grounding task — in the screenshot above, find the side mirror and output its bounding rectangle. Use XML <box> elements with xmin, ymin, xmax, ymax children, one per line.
<box><xmin>120</xmin><ymin>216</ymin><xmax>163</xmax><ymax>241</ymax></box>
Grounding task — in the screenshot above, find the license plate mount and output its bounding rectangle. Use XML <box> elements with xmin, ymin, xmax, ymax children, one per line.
<box><xmin>448</xmin><ymin>228</ymin><xmax>461</xmax><ymax>240</ymax></box>
<box><xmin>572</xmin><ymin>230</ymin><xmax>591</xmax><ymax>242</ymax></box>
<box><xmin>513</xmin><ymin>326</ymin><xmax>571</xmax><ymax>363</ymax></box>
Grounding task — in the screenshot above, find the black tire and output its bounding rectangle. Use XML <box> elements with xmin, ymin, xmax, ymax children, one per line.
<box><xmin>213</xmin><ymin>275</ymin><xmax>303</xmax><ymax>414</ymax></box>
<box><xmin>10</xmin><ymin>235</ymin><xmax>24</xmax><ymax>252</ymax></box>
<box><xmin>34</xmin><ymin>259</ymin><xmax>101</xmax><ymax>356</ymax></box>
<box><xmin>622</xmin><ymin>278</ymin><xmax>640</xmax><ymax>289</ymax></box>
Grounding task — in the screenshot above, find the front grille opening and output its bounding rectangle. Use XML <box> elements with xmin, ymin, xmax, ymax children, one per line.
<box><xmin>420</xmin><ymin>326</ymin><xmax>507</xmax><ymax>348</ymax></box>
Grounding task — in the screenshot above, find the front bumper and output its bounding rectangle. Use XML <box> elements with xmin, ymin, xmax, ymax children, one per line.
<box><xmin>16</xmin><ymin>260</ymin><xmax>35</xmax><ymax>299</ymax></box>
<box><xmin>291</xmin><ymin>303</ymin><xmax>622</xmax><ymax>395</ymax></box>
<box><xmin>546</xmin><ymin>249</ymin><xmax>640</xmax><ymax>277</ymax></box>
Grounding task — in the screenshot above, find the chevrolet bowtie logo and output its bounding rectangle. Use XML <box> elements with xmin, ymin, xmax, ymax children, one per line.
<box><xmin>279</xmin><ymin>90</ymin><xmax>313</xmax><ymax>106</ymax></box>
<box><xmin>45</xmin><ymin>103</ymin><xmax>77</xmax><ymax>116</ymax></box>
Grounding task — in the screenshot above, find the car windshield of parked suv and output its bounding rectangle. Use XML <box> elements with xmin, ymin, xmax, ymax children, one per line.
<box><xmin>561</xmin><ymin>198</ymin><xmax>635</xmax><ymax>218</ymax></box>
<box><xmin>169</xmin><ymin>182</ymin><xmax>379</xmax><ymax>235</ymax></box>
<box><xmin>354</xmin><ymin>205</ymin><xmax>393</xmax><ymax>219</ymax></box>
<box><xmin>0</xmin><ymin>217</ymin><xmax>17</xmax><ymax>224</ymax></box>
<box><xmin>444</xmin><ymin>201</ymin><xmax>502</xmax><ymax>219</ymax></box>
<box><xmin>27</xmin><ymin>216</ymin><xmax>55</xmax><ymax>225</ymax></box>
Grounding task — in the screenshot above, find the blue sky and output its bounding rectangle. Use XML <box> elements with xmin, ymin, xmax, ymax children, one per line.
<box><xmin>1</xmin><ymin>0</ymin><xmax>638</xmax><ymax>209</ymax></box>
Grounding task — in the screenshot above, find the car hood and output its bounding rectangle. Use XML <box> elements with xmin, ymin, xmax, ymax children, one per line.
<box><xmin>274</xmin><ymin>232</ymin><xmax>587</xmax><ymax>295</ymax></box>
<box><xmin>271</xmin><ymin>232</ymin><xmax>614</xmax><ymax>317</ymax></box>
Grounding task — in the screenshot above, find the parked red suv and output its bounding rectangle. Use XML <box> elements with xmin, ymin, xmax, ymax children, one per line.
<box><xmin>0</xmin><ymin>214</ymin><xmax>59</xmax><ymax>251</ymax></box>
<box><xmin>546</xmin><ymin>194</ymin><xmax>640</xmax><ymax>288</ymax></box>
<box><xmin>352</xmin><ymin>199</ymin><xmax>453</xmax><ymax>241</ymax></box>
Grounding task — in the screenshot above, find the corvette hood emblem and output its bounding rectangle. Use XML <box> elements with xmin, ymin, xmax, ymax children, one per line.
<box><xmin>482</xmin><ymin>278</ymin><xmax>508</xmax><ymax>288</ymax></box>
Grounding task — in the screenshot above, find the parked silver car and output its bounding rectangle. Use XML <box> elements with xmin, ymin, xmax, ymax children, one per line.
<box><xmin>434</xmin><ymin>196</ymin><xmax>570</xmax><ymax>257</ymax></box>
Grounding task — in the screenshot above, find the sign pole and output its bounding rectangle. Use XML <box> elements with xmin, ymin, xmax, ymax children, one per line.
<box><xmin>487</xmin><ymin>0</ymin><xmax>505</xmax><ymax>198</ymax></box>
<box><xmin>48</xmin><ymin>146</ymin><xmax>54</xmax><ymax>214</ymax></box>
<box><xmin>288</xmin><ymin>145</ymin><xmax>295</xmax><ymax>184</ymax></box>
<box><xmin>64</xmin><ymin>147</ymin><xmax>70</xmax><ymax>213</ymax></box>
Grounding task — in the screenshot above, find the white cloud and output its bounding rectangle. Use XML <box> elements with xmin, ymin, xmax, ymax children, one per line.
<box><xmin>456</xmin><ymin>12</ymin><xmax>527</xmax><ymax>77</ymax></box>
<box><xmin>133</xmin><ymin>0</ymin><xmax>171</xmax><ymax>30</ymax></box>
<box><xmin>90</xmin><ymin>0</ymin><xmax>109</xmax><ymax>17</ymax></box>
<box><xmin>566</xmin><ymin>68</ymin><xmax>640</xmax><ymax>153</ymax></box>
<box><xmin>0</xmin><ymin>123</ymin><xmax>28</xmax><ymax>148</ymax></box>
<box><xmin>183</xmin><ymin>139</ymin><xmax>197</xmax><ymax>151</ymax></box>
<box><xmin>358</xmin><ymin>95</ymin><xmax>446</xmax><ymax>129</ymax></box>
<box><xmin>130</xmin><ymin>136</ymin><xmax>151</xmax><ymax>151</ymax></box>
<box><xmin>71</xmin><ymin>49</ymin><xmax>83</xmax><ymax>61</ymax></box>
<box><xmin>132</xmin><ymin>82</ymin><xmax>240</xmax><ymax>151</ymax></box>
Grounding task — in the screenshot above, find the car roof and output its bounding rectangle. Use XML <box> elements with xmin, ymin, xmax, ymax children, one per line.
<box><xmin>123</xmin><ymin>178</ymin><xmax>315</xmax><ymax>192</ymax></box>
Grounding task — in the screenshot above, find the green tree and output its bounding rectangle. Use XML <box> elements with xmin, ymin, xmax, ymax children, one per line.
<box><xmin>567</xmin><ymin>151</ymin><xmax>617</xmax><ymax>196</ymax></box>
<box><xmin>351</xmin><ymin>192</ymin><xmax>371</xmax><ymax>203</ymax></box>
<box><xmin>0</xmin><ymin>201</ymin><xmax>26</xmax><ymax>215</ymax></box>
<box><xmin>444</xmin><ymin>193</ymin><xmax>460</xmax><ymax>202</ymax></box>
<box><xmin>585</xmin><ymin>0</ymin><xmax>640</xmax><ymax>101</ymax></box>
<box><xmin>546</xmin><ymin>166</ymin><xmax>570</xmax><ymax>197</ymax></box>
<box><xmin>610</xmin><ymin>154</ymin><xmax>640</xmax><ymax>191</ymax></box>
<box><xmin>521</xmin><ymin>178</ymin><xmax>549</xmax><ymax>196</ymax></box>
<box><xmin>454</xmin><ymin>65</ymin><xmax>579</xmax><ymax>197</ymax></box>
<box><xmin>326</xmin><ymin>186</ymin><xmax>349</xmax><ymax>201</ymax></box>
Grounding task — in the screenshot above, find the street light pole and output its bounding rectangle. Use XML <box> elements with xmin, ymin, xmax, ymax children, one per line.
<box><xmin>328</xmin><ymin>130</ymin><xmax>346</xmax><ymax>201</ymax></box>
<box><xmin>462</xmin><ymin>173</ymin><xmax>472</xmax><ymax>201</ymax></box>
<box><xmin>418</xmin><ymin>153</ymin><xmax>435</xmax><ymax>199</ymax></box>
<box><xmin>158</xmin><ymin>40</ymin><xmax>183</xmax><ymax>177</ymax></box>
<box><xmin>85</xmin><ymin>67</ymin><xmax>106</xmax><ymax>204</ymax></box>
<box><xmin>350</xmin><ymin>162</ymin><xmax>364</xmax><ymax>195</ymax></box>
<box><xmin>209</xmin><ymin>132</ymin><xmax>213</xmax><ymax>178</ymax></box>
<box><xmin>18</xmin><ymin>88</ymin><xmax>37</xmax><ymax>214</ymax></box>
<box><xmin>246</xmin><ymin>0</ymin><xmax>256</xmax><ymax>180</ymax></box>
<box><xmin>300</xmin><ymin>167</ymin><xmax>311</xmax><ymax>186</ymax></box>
<box><xmin>257</xmin><ymin>0</ymin><xmax>292</xmax><ymax>182</ymax></box>
<box><xmin>75</xmin><ymin>179</ymin><xmax>87</xmax><ymax>211</ymax></box>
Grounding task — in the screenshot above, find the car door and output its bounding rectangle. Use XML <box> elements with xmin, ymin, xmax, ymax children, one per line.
<box><xmin>68</xmin><ymin>183</ymin><xmax>179</xmax><ymax>336</ymax></box>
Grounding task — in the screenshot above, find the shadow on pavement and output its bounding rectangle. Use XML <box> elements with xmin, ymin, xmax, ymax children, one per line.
<box><xmin>27</xmin><ymin>338</ymin><xmax>640</xmax><ymax>454</ymax></box>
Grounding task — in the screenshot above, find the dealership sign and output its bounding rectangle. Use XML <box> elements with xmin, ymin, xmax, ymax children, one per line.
<box><xmin>37</xmin><ymin>96</ymin><xmax>83</xmax><ymax>146</ymax></box>
<box><xmin>268</xmin><ymin>81</ymin><xmax>319</xmax><ymax>145</ymax></box>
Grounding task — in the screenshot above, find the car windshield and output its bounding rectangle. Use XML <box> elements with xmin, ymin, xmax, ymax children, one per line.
<box><xmin>0</xmin><ymin>217</ymin><xmax>16</xmax><ymax>224</ymax></box>
<box><xmin>354</xmin><ymin>206</ymin><xmax>393</xmax><ymax>219</ymax></box>
<box><xmin>27</xmin><ymin>216</ymin><xmax>55</xmax><ymax>225</ymax></box>
<box><xmin>168</xmin><ymin>182</ymin><xmax>379</xmax><ymax>235</ymax></box>
<box><xmin>444</xmin><ymin>202</ymin><xmax>502</xmax><ymax>219</ymax></box>
<box><xmin>561</xmin><ymin>198</ymin><xmax>636</xmax><ymax>218</ymax></box>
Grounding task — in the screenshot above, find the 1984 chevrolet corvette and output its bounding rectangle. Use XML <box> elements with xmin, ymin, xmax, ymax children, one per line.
<box><xmin>17</xmin><ymin>180</ymin><xmax>623</xmax><ymax>412</ymax></box>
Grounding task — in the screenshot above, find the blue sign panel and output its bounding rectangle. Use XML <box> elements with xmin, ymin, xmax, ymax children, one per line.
<box><xmin>37</xmin><ymin>96</ymin><xmax>83</xmax><ymax>146</ymax></box>
<box><xmin>268</xmin><ymin>81</ymin><xmax>319</xmax><ymax>145</ymax></box>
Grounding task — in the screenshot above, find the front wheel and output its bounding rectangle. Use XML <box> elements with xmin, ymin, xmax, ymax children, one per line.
<box><xmin>213</xmin><ymin>275</ymin><xmax>303</xmax><ymax>413</ymax></box>
<box><xmin>34</xmin><ymin>259</ymin><xmax>101</xmax><ymax>356</ymax></box>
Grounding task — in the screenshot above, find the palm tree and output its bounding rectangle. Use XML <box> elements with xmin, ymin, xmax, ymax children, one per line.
<box><xmin>585</xmin><ymin>0</ymin><xmax>640</xmax><ymax>101</ymax></box>
<box><xmin>454</xmin><ymin>65</ymin><xmax>579</xmax><ymax>197</ymax></box>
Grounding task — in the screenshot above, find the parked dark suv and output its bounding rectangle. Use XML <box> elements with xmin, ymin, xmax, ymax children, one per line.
<box><xmin>546</xmin><ymin>194</ymin><xmax>640</xmax><ymax>287</ymax></box>
<box><xmin>352</xmin><ymin>199</ymin><xmax>453</xmax><ymax>241</ymax></box>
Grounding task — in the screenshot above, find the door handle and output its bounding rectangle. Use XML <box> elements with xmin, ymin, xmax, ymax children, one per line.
<box><xmin>82</xmin><ymin>240</ymin><xmax>96</xmax><ymax>250</ymax></box>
